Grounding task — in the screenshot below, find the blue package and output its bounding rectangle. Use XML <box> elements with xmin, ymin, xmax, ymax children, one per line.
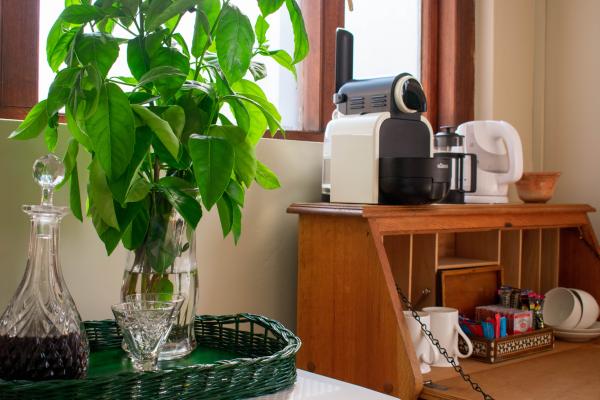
<box><xmin>481</xmin><ymin>321</ymin><xmax>495</xmax><ymax>340</ymax></box>
<box><xmin>500</xmin><ymin>316</ymin><xmax>507</xmax><ymax>338</ymax></box>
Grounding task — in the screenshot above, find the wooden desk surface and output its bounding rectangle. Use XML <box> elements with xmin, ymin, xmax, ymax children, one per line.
<box><xmin>421</xmin><ymin>338</ymin><xmax>600</xmax><ymax>400</ymax></box>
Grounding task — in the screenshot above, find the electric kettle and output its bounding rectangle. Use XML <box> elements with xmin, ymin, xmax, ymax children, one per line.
<box><xmin>456</xmin><ymin>120</ymin><xmax>523</xmax><ymax>203</ymax></box>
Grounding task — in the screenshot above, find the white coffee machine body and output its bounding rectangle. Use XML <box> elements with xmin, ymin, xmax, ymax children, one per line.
<box><xmin>457</xmin><ymin>120</ymin><xmax>523</xmax><ymax>203</ymax></box>
<box><xmin>324</xmin><ymin>112</ymin><xmax>387</xmax><ymax>204</ymax></box>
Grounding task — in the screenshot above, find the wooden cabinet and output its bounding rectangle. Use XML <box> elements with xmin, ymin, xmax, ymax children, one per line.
<box><xmin>288</xmin><ymin>203</ymin><xmax>600</xmax><ymax>400</ymax></box>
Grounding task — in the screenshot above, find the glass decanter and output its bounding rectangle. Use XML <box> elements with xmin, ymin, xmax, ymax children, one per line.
<box><xmin>0</xmin><ymin>155</ymin><xmax>89</xmax><ymax>380</ymax></box>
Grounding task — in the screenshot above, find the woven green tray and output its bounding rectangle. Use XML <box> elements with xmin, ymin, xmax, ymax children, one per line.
<box><xmin>0</xmin><ymin>314</ymin><xmax>301</xmax><ymax>400</ymax></box>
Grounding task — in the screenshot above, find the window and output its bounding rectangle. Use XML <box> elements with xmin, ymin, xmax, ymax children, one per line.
<box><xmin>1</xmin><ymin>0</ymin><xmax>476</xmax><ymax>140</ymax></box>
<box><xmin>344</xmin><ymin>0</ymin><xmax>421</xmax><ymax>80</ymax></box>
<box><xmin>38</xmin><ymin>0</ymin><xmax>301</xmax><ymax>129</ymax></box>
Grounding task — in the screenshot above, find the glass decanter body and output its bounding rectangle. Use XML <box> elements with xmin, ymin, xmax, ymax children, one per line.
<box><xmin>0</xmin><ymin>155</ymin><xmax>89</xmax><ymax>380</ymax></box>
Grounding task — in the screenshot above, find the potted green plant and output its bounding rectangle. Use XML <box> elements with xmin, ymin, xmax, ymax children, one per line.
<box><xmin>9</xmin><ymin>0</ymin><xmax>308</xmax><ymax>359</ymax></box>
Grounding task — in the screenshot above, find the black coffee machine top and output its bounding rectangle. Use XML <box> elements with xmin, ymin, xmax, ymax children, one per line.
<box><xmin>322</xmin><ymin>29</ymin><xmax>451</xmax><ymax>205</ymax></box>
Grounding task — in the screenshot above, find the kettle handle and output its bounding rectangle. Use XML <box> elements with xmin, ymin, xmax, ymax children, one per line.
<box><xmin>494</xmin><ymin>122</ymin><xmax>523</xmax><ymax>184</ymax></box>
<box><xmin>462</xmin><ymin>153</ymin><xmax>477</xmax><ymax>193</ymax></box>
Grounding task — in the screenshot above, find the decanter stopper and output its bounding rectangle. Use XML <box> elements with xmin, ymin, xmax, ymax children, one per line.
<box><xmin>33</xmin><ymin>154</ymin><xmax>65</xmax><ymax>207</ymax></box>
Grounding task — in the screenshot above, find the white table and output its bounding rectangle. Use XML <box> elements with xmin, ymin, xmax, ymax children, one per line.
<box><xmin>251</xmin><ymin>370</ymin><xmax>399</xmax><ymax>399</ymax></box>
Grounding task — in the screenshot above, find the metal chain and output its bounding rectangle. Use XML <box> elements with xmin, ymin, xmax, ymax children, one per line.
<box><xmin>396</xmin><ymin>286</ymin><xmax>494</xmax><ymax>400</ymax></box>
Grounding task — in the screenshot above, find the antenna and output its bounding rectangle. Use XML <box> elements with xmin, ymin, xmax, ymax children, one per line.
<box><xmin>335</xmin><ymin>28</ymin><xmax>353</xmax><ymax>92</ymax></box>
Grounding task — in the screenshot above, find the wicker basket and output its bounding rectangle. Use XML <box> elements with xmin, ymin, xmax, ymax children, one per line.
<box><xmin>0</xmin><ymin>314</ymin><xmax>300</xmax><ymax>399</ymax></box>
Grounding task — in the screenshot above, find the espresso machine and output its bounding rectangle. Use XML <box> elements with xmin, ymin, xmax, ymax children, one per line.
<box><xmin>321</xmin><ymin>29</ymin><xmax>451</xmax><ymax>205</ymax></box>
<box><xmin>433</xmin><ymin>126</ymin><xmax>477</xmax><ymax>203</ymax></box>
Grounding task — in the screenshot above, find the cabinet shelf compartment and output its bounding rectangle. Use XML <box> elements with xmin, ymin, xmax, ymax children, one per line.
<box><xmin>437</xmin><ymin>230</ymin><xmax>500</xmax><ymax>270</ymax></box>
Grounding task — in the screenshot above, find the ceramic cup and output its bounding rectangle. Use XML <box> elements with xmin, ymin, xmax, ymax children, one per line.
<box><xmin>570</xmin><ymin>288</ymin><xmax>600</xmax><ymax>329</ymax></box>
<box><xmin>422</xmin><ymin>307</ymin><xmax>473</xmax><ymax>367</ymax></box>
<box><xmin>543</xmin><ymin>287</ymin><xmax>583</xmax><ymax>330</ymax></box>
<box><xmin>403</xmin><ymin>311</ymin><xmax>440</xmax><ymax>373</ymax></box>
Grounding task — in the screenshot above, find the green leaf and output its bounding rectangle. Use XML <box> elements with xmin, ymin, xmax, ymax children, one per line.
<box><xmin>75</xmin><ymin>33</ymin><xmax>119</xmax><ymax>77</ymax></box>
<box><xmin>47</xmin><ymin>67</ymin><xmax>81</xmax><ymax>116</ymax></box>
<box><xmin>145</xmin><ymin>29</ymin><xmax>168</xmax><ymax>56</ymax></box>
<box><xmin>255</xmin><ymin>15</ymin><xmax>269</xmax><ymax>45</ymax></box>
<box><xmin>47</xmin><ymin>20</ymin><xmax>78</xmax><ymax>72</ymax></box>
<box><xmin>177</xmin><ymin>93</ymin><xmax>211</xmax><ymax>142</ymax></box>
<box><xmin>118</xmin><ymin>0</ymin><xmax>138</xmax><ymax>27</ymax></box>
<box><xmin>216</xmin><ymin>194</ymin><xmax>233</xmax><ymax>236</ymax></box>
<box><xmin>191</xmin><ymin>0</ymin><xmax>221</xmax><ymax>58</ymax></box>
<box><xmin>127</xmin><ymin>38</ymin><xmax>148</xmax><ymax>80</ymax></box>
<box><xmin>224</xmin><ymin>97</ymin><xmax>250</xmax><ymax>134</ymax></box>
<box><xmin>81</xmin><ymin>64</ymin><xmax>103</xmax><ymax>117</ymax></box>
<box><xmin>97</xmin><ymin>16</ymin><xmax>116</xmax><ymax>34</ymax></box>
<box><xmin>255</xmin><ymin>160</ymin><xmax>281</xmax><ymax>189</ymax></box>
<box><xmin>191</xmin><ymin>11</ymin><xmax>210</xmax><ymax>57</ymax></box>
<box><xmin>60</xmin><ymin>5</ymin><xmax>104</xmax><ymax>24</ymax></box>
<box><xmin>162</xmin><ymin>105</ymin><xmax>186</xmax><ymax>138</ymax></box>
<box><xmin>126</xmin><ymin>178</ymin><xmax>151</xmax><ymax>203</ymax></box>
<box><xmin>136</xmin><ymin>65</ymin><xmax>187</xmax><ymax>88</ymax></box>
<box><xmin>207</xmin><ymin>125</ymin><xmax>246</xmax><ymax>144</ymax></box>
<box><xmin>230</xmin><ymin>92</ymin><xmax>282</xmax><ymax>136</ymax></box>
<box><xmin>88</xmin><ymin>157</ymin><xmax>119</xmax><ymax>229</ymax></box>
<box><xmin>131</xmin><ymin>105</ymin><xmax>180</xmax><ymax>160</ymax></box>
<box><xmin>149</xmin><ymin>47</ymin><xmax>189</xmax><ymax>99</ymax></box>
<box><xmin>258</xmin><ymin>0</ymin><xmax>285</xmax><ymax>16</ymax></box>
<box><xmin>151</xmin><ymin>277</ymin><xmax>174</xmax><ymax>297</ymax></box>
<box><xmin>9</xmin><ymin>101</ymin><xmax>48</xmax><ymax>140</ymax></box>
<box><xmin>233</xmin><ymin>137</ymin><xmax>256</xmax><ymax>187</ymax></box>
<box><xmin>86</xmin><ymin>83</ymin><xmax>136</xmax><ymax>179</ymax></box>
<box><xmin>188</xmin><ymin>134</ymin><xmax>234</xmax><ymax>210</ymax></box>
<box><xmin>44</xmin><ymin>125</ymin><xmax>59</xmax><ymax>152</ymax></box>
<box><xmin>70</xmin><ymin>164</ymin><xmax>83</xmax><ymax>221</ymax></box>
<box><xmin>215</xmin><ymin>4</ymin><xmax>255</xmax><ymax>83</ymax></box>
<box><xmin>108</xmin><ymin>126</ymin><xmax>153</xmax><ymax>204</ymax></box>
<box><xmin>59</xmin><ymin>138</ymin><xmax>79</xmax><ymax>189</ymax></box>
<box><xmin>122</xmin><ymin>207</ymin><xmax>149</xmax><ymax>250</ymax></box>
<box><xmin>264</xmin><ymin>49</ymin><xmax>296</xmax><ymax>78</ymax></box>
<box><xmin>239</xmin><ymin>99</ymin><xmax>267</xmax><ymax>145</ymax></box>
<box><xmin>158</xmin><ymin>176</ymin><xmax>202</xmax><ymax>229</ymax></box>
<box><xmin>65</xmin><ymin>104</ymin><xmax>93</xmax><ymax>150</ymax></box>
<box><xmin>226</xmin><ymin>179</ymin><xmax>245</xmax><ymax>206</ymax></box>
<box><xmin>285</xmin><ymin>0</ymin><xmax>309</xmax><ymax>63</ymax></box>
<box><xmin>146</xmin><ymin>0</ymin><xmax>196</xmax><ymax>31</ymax></box>
<box><xmin>172</xmin><ymin>32</ymin><xmax>190</xmax><ymax>57</ymax></box>
<box><xmin>232</xmin><ymin>202</ymin><xmax>242</xmax><ymax>243</ymax></box>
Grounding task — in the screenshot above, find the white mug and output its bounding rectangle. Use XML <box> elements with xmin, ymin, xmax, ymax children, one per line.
<box><xmin>403</xmin><ymin>311</ymin><xmax>440</xmax><ymax>373</ymax></box>
<box><xmin>422</xmin><ymin>307</ymin><xmax>473</xmax><ymax>367</ymax></box>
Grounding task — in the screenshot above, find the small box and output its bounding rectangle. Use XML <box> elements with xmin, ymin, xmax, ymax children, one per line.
<box><xmin>459</xmin><ymin>328</ymin><xmax>554</xmax><ymax>363</ymax></box>
<box><xmin>475</xmin><ymin>305</ymin><xmax>533</xmax><ymax>334</ymax></box>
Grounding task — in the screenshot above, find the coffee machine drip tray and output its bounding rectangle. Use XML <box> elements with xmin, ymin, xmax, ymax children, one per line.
<box><xmin>379</xmin><ymin>157</ymin><xmax>451</xmax><ymax>205</ymax></box>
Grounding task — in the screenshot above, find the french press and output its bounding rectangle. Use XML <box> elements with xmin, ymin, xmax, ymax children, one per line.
<box><xmin>434</xmin><ymin>126</ymin><xmax>477</xmax><ymax>204</ymax></box>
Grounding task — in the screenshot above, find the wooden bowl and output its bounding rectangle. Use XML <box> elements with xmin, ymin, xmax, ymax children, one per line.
<box><xmin>515</xmin><ymin>172</ymin><xmax>560</xmax><ymax>203</ymax></box>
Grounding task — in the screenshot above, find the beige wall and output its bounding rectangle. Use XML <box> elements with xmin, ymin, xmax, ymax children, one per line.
<box><xmin>544</xmin><ymin>0</ymin><xmax>600</xmax><ymax>230</ymax></box>
<box><xmin>475</xmin><ymin>0</ymin><xmax>600</xmax><ymax>232</ymax></box>
<box><xmin>474</xmin><ymin>0</ymin><xmax>537</xmax><ymax>173</ymax></box>
<box><xmin>0</xmin><ymin>119</ymin><xmax>322</xmax><ymax>328</ymax></box>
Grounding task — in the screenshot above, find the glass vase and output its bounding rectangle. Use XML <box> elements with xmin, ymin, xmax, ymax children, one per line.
<box><xmin>0</xmin><ymin>155</ymin><xmax>89</xmax><ymax>380</ymax></box>
<box><xmin>120</xmin><ymin>191</ymin><xmax>198</xmax><ymax>360</ymax></box>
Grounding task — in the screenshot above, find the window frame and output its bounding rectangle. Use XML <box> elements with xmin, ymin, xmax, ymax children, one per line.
<box><xmin>0</xmin><ymin>0</ymin><xmax>474</xmax><ymax>141</ymax></box>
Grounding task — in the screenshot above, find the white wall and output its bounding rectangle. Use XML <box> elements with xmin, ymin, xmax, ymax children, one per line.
<box><xmin>0</xmin><ymin>119</ymin><xmax>323</xmax><ymax>329</ymax></box>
